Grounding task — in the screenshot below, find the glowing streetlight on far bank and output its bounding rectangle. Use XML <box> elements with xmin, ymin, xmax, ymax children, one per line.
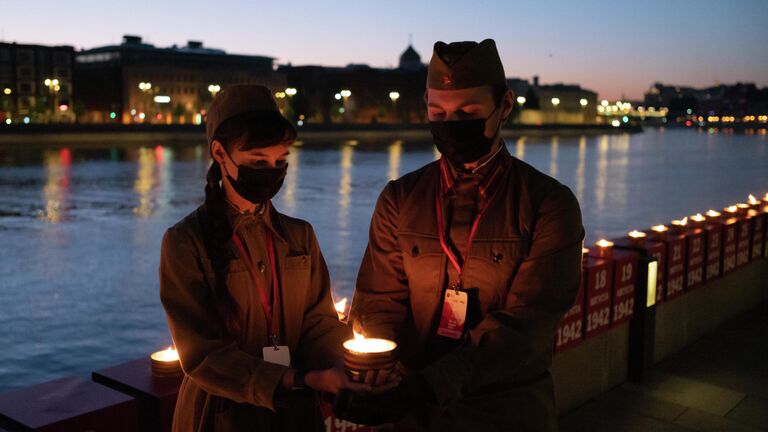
<box><xmin>551</xmin><ymin>97</ymin><xmax>560</xmax><ymax>107</ymax></box>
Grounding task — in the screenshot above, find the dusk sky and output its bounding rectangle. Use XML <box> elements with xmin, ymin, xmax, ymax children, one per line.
<box><xmin>3</xmin><ymin>0</ymin><xmax>767</xmax><ymax>100</ymax></box>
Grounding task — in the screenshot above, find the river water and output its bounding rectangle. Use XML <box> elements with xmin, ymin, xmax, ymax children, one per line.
<box><xmin>0</xmin><ymin>127</ymin><xmax>766</xmax><ymax>392</ymax></box>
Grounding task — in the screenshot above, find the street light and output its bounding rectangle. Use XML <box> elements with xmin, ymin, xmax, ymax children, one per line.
<box><xmin>285</xmin><ymin>87</ymin><xmax>297</xmax><ymax>96</ymax></box>
<box><xmin>516</xmin><ymin>96</ymin><xmax>526</xmax><ymax>106</ymax></box>
<box><xmin>3</xmin><ymin>88</ymin><xmax>11</xmax><ymax>95</ymax></box>
<box><xmin>580</xmin><ymin>98</ymin><xmax>588</xmax><ymax>107</ymax></box>
<box><xmin>207</xmin><ymin>84</ymin><xmax>221</xmax><ymax>96</ymax></box>
<box><xmin>551</xmin><ymin>97</ymin><xmax>560</xmax><ymax>107</ymax></box>
<box><xmin>389</xmin><ymin>91</ymin><xmax>400</xmax><ymax>102</ymax></box>
<box><xmin>340</xmin><ymin>89</ymin><xmax>352</xmax><ymax>98</ymax></box>
<box><xmin>139</xmin><ymin>82</ymin><xmax>152</xmax><ymax>91</ymax></box>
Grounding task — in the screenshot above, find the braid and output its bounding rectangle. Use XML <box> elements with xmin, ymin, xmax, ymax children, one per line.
<box><xmin>202</xmin><ymin>161</ymin><xmax>243</xmax><ymax>338</ymax></box>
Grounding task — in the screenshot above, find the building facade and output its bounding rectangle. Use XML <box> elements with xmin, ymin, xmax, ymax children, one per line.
<box><xmin>0</xmin><ymin>42</ymin><xmax>75</xmax><ymax>123</ymax></box>
<box><xmin>277</xmin><ymin>44</ymin><xmax>428</xmax><ymax>125</ymax></box>
<box><xmin>74</xmin><ymin>35</ymin><xmax>285</xmax><ymax>124</ymax></box>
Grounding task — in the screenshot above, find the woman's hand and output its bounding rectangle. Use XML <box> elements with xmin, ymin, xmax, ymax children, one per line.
<box><xmin>305</xmin><ymin>367</ymin><xmax>372</xmax><ymax>394</ymax></box>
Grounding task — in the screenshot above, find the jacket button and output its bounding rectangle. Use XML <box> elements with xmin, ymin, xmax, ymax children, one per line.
<box><xmin>257</xmin><ymin>261</ymin><xmax>266</xmax><ymax>273</ymax></box>
<box><xmin>492</xmin><ymin>253</ymin><xmax>503</xmax><ymax>263</ymax></box>
<box><xmin>411</xmin><ymin>246</ymin><xmax>420</xmax><ymax>256</ymax></box>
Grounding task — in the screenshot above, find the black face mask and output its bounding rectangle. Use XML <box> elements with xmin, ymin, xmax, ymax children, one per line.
<box><xmin>222</xmin><ymin>151</ymin><xmax>287</xmax><ymax>204</ymax></box>
<box><xmin>429</xmin><ymin>105</ymin><xmax>502</xmax><ymax>166</ymax></box>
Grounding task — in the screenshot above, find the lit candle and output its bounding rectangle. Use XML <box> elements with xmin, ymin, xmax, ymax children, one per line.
<box><xmin>594</xmin><ymin>239</ymin><xmax>614</xmax><ymax>258</ymax></box>
<box><xmin>706</xmin><ymin>209</ymin><xmax>721</xmax><ymax>219</ymax></box>
<box><xmin>343</xmin><ymin>330</ymin><xmax>398</xmax><ymax>386</ymax></box>
<box><xmin>670</xmin><ymin>217</ymin><xmax>689</xmax><ymax>232</ymax></box>
<box><xmin>627</xmin><ymin>230</ymin><xmax>646</xmax><ymax>246</ymax></box>
<box><xmin>736</xmin><ymin>203</ymin><xmax>750</xmax><ymax>214</ymax></box>
<box><xmin>650</xmin><ymin>224</ymin><xmax>669</xmax><ymax>240</ymax></box>
<box><xmin>150</xmin><ymin>346</ymin><xmax>181</xmax><ymax>377</ymax></box>
<box><xmin>334</xmin><ymin>298</ymin><xmax>348</xmax><ymax>322</ymax></box>
<box><xmin>689</xmin><ymin>213</ymin><xmax>707</xmax><ymax>227</ymax></box>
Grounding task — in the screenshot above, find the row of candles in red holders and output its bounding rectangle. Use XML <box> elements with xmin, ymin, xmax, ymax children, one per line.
<box><xmin>554</xmin><ymin>193</ymin><xmax>768</xmax><ymax>353</ymax></box>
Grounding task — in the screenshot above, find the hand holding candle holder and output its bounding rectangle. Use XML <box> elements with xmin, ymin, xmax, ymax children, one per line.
<box><xmin>342</xmin><ymin>323</ymin><xmax>399</xmax><ymax>387</ymax></box>
<box><xmin>334</xmin><ymin>372</ymin><xmax>434</xmax><ymax>426</ymax></box>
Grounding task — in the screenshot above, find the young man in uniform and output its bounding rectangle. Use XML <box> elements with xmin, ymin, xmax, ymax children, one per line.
<box><xmin>340</xmin><ymin>39</ymin><xmax>584</xmax><ymax>431</ymax></box>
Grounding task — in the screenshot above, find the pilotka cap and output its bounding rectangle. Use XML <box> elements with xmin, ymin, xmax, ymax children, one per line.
<box><xmin>427</xmin><ymin>39</ymin><xmax>507</xmax><ymax>90</ymax></box>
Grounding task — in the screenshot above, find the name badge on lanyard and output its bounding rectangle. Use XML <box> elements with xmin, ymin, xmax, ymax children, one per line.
<box><xmin>232</xmin><ymin>226</ymin><xmax>290</xmax><ymax>366</ymax></box>
<box><xmin>434</xmin><ymin>157</ymin><xmax>503</xmax><ymax>339</ymax></box>
<box><xmin>437</xmin><ymin>289</ymin><xmax>468</xmax><ymax>339</ymax></box>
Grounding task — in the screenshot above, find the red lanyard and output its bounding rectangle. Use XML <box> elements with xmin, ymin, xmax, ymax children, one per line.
<box><xmin>231</xmin><ymin>227</ymin><xmax>280</xmax><ymax>344</ymax></box>
<box><xmin>435</xmin><ymin>158</ymin><xmax>503</xmax><ymax>289</ymax></box>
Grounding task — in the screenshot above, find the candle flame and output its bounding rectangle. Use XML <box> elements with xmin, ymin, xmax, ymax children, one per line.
<box><xmin>736</xmin><ymin>203</ymin><xmax>749</xmax><ymax>209</ymax></box>
<box><xmin>151</xmin><ymin>346</ymin><xmax>179</xmax><ymax>362</ymax></box>
<box><xmin>334</xmin><ymin>298</ymin><xmax>348</xmax><ymax>314</ymax></box>
<box><xmin>628</xmin><ymin>230</ymin><xmax>646</xmax><ymax>238</ymax></box>
<box><xmin>652</xmin><ymin>225</ymin><xmax>668</xmax><ymax>232</ymax></box>
<box><xmin>595</xmin><ymin>239</ymin><xmax>614</xmax><ymax>248</ymax></box>
<box><xmin>690</xmin><ymin>213</ymin><xmax>705</xmax><ymax>222</ymax></box>
<box><xmin>748</xmin><ymin>194</ymin><xmax>759</xmax><ymax>205</ymax></box>
<box><xmin>706</xmin><ymin>210</ymin><xmax>721</xmax><ymax>217</ymax></box>
<box><xmin>344</xmin><ymin>331</ymin><xmax>397</xmax><ymax>354</ymax></box>
<box><xmin>764</xmin><ymin>193</ymin><xmax>768</xmax><ymax>201</ymax></box>
<box><xmin>725</xmin><ymin>205</ymin><xmax>738</xmax><ymax>213</ymax></box>
<box><xmin>671</xmin><ymin>217</ymin><xmax>688</xmax><ymax>226</ymax></box>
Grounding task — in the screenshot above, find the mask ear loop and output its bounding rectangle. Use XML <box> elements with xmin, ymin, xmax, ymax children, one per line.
<box><xmin>220</xmin><ymin>147</ymin><xmax>240</xmax><ymax>180</ymax></box>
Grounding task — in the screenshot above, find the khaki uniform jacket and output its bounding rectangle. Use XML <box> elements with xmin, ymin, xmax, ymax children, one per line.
<box><xmin>351</xmin><ymin>145</ymin><xmax>584</xmax><ymax>431</ymax></box>
<box><xmin>160</xmin><ymin>202</ymin><xmax>350</xmax><ymax>432</ymax></box>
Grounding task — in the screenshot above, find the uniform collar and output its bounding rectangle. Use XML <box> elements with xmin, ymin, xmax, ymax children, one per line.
<box><xmin>439</xmin><ymin>141</ymin><xmax>511</xmax><ymax>196</ymax></box>
<box><xmin>225</xmin><ymin>199</ymin><xmax>287</xmax><ymax>243</ymax></box>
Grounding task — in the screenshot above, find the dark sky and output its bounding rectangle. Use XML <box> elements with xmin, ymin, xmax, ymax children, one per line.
<box><xmin>3</xmin><ymin>0</ymin><xmax>767</xmax><ymax>99</ymax></box>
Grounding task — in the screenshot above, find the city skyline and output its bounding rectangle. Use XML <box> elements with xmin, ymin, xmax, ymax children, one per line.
<box><xmin>2</xmin><ymin>0</ymin><xmax>768</xmax><ymax>100</ymax></box>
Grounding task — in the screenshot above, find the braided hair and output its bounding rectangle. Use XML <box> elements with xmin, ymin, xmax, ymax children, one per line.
<box><xmin>201</xmin><ymin>110</ymin><xmax>297</xmax><ymax>338</ymax></box>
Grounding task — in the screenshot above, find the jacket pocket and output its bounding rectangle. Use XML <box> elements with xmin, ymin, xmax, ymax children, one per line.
<box><xmin>460</xmin><ymin>238</ymin><xmax>528</xmax><ymax>309</ymax></box>
<box><xmin>285</xmin><ymin>254</ymin><xmax>310</xmax><ymax>270</ymax></box>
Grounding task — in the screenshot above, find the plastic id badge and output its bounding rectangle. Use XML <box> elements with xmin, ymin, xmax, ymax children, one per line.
<box><xmin>263</xmin><ymin>345</ymin><xmax>291</xmax><ymax>366</ymax></box>
<box><xmin>436</xmin><ymin>289</ymin><xmax>468</xmax><ymax>339</ymax></box>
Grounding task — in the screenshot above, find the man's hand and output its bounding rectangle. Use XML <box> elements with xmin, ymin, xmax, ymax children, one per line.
<box><xmin>305</xmin><ymin>366</ymin><xmax>372</xmax><ymax>395</ymax></box>
<box><xmin>333</xmin><ymin>373</ymin><xmax>434</xmax><ymax>426</ymax></box>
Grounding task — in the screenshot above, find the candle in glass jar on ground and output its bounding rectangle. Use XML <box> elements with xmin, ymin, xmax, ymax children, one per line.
<box><xmin>594</xmin><ymin>239</ymin><xmax>614</xmax><ymax>258</ymax></box>
<box><xmin>342</xmin><ymin>331</ymin><xmax>398</xmax><ymax>386</ymax></box>
<box><xmin>150</xmin><ymin>347</ymin><xmax>181</xmax><ymax>377</ymax></box>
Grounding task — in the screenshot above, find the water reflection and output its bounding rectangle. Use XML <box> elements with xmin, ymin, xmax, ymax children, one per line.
<box><xmin>575</xmin><ymin>136</ymin><xmax>587</xmax><ymax>202</ymax></box>
<box><xmin>133</xmin><ymin>145</ymin><xmax>173</xmax><ymax>218</ymax></box>
<box><xmin>515</xmin><ymin>136</ymin><xmax>526</xmax><ymax>160</ymax></box>
<box><xmin>388</xmin><ymin>140</ymin><xmax>402</xmax><ymax>181</ymax></box>
<box><xmin>595</xmin><ymin>135</ymin><xmax>609</xmax><ymax>215</ymax></box>
<box><xmin>609</xmin><ymin>134</ymin><xmax>630</xmax><ymax>212</ymax></box>
<box><xmin>549</xmin><ymin>136</ymin><xmax>559</xmax><ymax>177</ymax></box>
<box><xmin>338</xmin><ymin>143</ymin><xmax>354</xmax><ymax>233</ymax></box>
<box><xmin>38</xmin><ymin>148</ymin><xmax>72</xmax><ymax>223</ymax></box>
<box><xmin>282</xmin><ymin>146</ymin><xmax>300</xmax><ymax>214</ymax></box>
